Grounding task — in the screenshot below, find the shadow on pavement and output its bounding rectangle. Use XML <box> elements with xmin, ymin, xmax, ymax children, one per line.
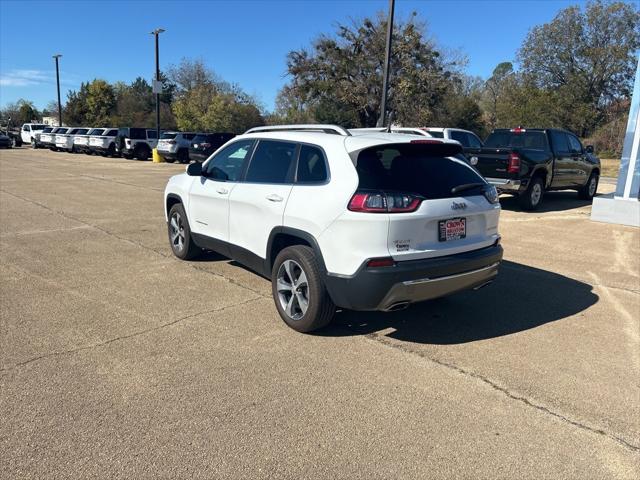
<box><xmin>499</xmin><ymin>191</ymin><xmax>596</xmax><ymax>213</ymax></box>
<box><xmin>321</xmin><ymin>260</ymin><xmax>598</xmax><ymax>344</ymax></box>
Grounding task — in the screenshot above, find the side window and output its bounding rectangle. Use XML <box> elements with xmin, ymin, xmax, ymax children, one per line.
<box><xmin>297</xmin><ymin>144</ymin><xmax>328</xmax><ymax>184</ymax></box>
<box><xmin>450</xmin><ymin>130</ymin><xmax>468</xmax><ymax>147</ymax></box>
<box><xmin>567</xmin><ymin>134</ymin><xmax>583</xmax><ymax>154</ymax></box>
<box><xmin>204</xmin><ymin>139</ymin><xmax>254</xmax><ymax>181</ymax></box>
<box><xmin>245</xmin><ymin>140</ymin><xmax>297</xmax><ymax>184</ymax></box>
<box><xmin>147</xmin><ymin>130</ymin><xmax>157</xmax><ymax>140</ymax></box>
<box><xmin>23</xmin><ymin>125</ymin><xmax>30</xmax><ymax>131</ymax></box>
<box><xmin>550</xmin><ymin>131</ymin><xmax>570</xmax><ymax>154</ymax></box>
<box><xmin>466</xmin><ymin>133</ymin><xmax>482</xmax><ymax>149</ymax></box>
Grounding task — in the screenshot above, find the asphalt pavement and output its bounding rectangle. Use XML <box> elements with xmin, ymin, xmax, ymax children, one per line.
<box><xmin>1</xmin><ymin>147</ymin><xmax>638</xmax><ymax>479</ymax></box>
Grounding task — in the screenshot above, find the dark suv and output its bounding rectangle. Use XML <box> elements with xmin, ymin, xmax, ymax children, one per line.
<box><xmin>115</xmin><ymin>128</ymin><xmax>159</xmax><ymax>160</ymax></box>
<box><xmin>188</xmin><ymin>132</ymin><xmax>235</xmax><ymax>162</ymax></box>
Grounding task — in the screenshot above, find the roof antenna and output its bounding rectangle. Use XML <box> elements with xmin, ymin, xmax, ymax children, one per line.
<box><xmin>385</xmin><ymin>111</ymin><xmax>395</xmax><ymax>133</ymax></box>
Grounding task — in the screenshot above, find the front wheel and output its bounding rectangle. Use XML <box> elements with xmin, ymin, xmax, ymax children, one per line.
<box><xmin>578</xmin><ymin>172</ymin><xmax>599</xmax><ymax>200</ymax></box>
<box><xmin>167</xmin><ymin>204</ymin><xmax>200</xmax><ymax>260</ymax></box>
<box><xmin>518</xmin><ymin>176</ymin><xmax>544</xmax><ymax>211</ymax></box>
<box><xmin>272</xmin><ymin>246</ymin><xmax>335</xmax><ymax>333</ymax></box>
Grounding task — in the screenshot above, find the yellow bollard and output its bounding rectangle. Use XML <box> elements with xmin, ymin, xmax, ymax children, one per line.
<box><xmin>152</xmin><ymin>148</ymin><xmax>164</xmax><ymax>163</ymax></box>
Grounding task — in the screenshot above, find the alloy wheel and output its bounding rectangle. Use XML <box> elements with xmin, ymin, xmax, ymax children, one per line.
<box><xmin>531</xmin><ymin>182</ymin><xmax>542</xmax><ymax>206</ymax></box>
<box><xmin>276</xmin><ymin>259</ymin><xmax>309</xmax><ymax>320</ymax></box>
<box><xmin>169</xmin><ymin>212</ymin><xmax>185</xmax><ymax>253</ymax></box>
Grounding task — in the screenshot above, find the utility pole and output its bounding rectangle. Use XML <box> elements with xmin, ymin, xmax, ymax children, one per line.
<box><xmin>377</xmin><ymin>0</ymin><xmax>395</xmax><ymax>127</ymax></box>
<box><xmin>52</xmin><ymin>54</ymin><xmax>62</xmax><ymax>126</ymax></box>
<box><xmin>150</xmin><ymin>28</ymin><xmax>165</xmax><ymax>139</ymax></box>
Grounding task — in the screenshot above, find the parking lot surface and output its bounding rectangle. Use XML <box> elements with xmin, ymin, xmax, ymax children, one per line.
<box><xmin>1</xmin><ymin>148</ymin><xmax>639</xmax><ymax>479</ymax></box>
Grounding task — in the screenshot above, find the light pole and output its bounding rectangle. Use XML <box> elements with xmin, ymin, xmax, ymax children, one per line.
<box><xmin>150</xmin><ymin>28</ymin><xmax>165</xmax><ymax>140</ymax></box>
<box><xmin>52</xmin><ymin>54</ymin><xmax>62</xmax><ymax>126</ymax></box>
<box><xmin>377</xmin><ymin>0</ymin><xmax>395</xmax><ymax>127</ymax></box>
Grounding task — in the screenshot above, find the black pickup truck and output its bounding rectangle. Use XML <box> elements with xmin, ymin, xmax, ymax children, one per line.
<box><xmin>474</xmin><ymin>128</ymin><xmax>600</xmax><ymax>210</ymax></box>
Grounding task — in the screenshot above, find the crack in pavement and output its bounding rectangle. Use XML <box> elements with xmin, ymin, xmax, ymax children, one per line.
<box><xmin>0</xmin><ymin>188</ymin><xmax>269</xmax><ymax>298</ymax></box>
<box><xmin>0</xmin><ymin>296</ymin><xmax>264</xmax><ymax>375</ymax></box>
<box><xmin>364</xmin><ymin>332</ymin><xmax>640</xmax><ymax>453</ymax></box>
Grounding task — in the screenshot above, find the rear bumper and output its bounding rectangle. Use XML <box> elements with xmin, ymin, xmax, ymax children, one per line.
<box><xmin>486</xmin><ymin>177</ymin><xmax>523</xmax><ymax>193</ymax></box>
<box><xmin>324</xmin><ymin>244</ymin><xmax>503</xmax><ymax>311</ymax></box>
<box><xmin>189</xmin><ymin>152</ymin><xmax>209</xmax><ymax>162</ymax></box>
<box><xmin>158</xmin><ymin>150</ymin><xmax>178</xmax><ymax>160</ymax></box>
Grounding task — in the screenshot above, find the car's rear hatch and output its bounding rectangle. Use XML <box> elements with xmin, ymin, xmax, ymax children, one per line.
<box><xmin>352</xmin><ymin>142</ymin><xmax>501</xmax><ymax>261</ymax></box>
<box><xmin>475</xmin><ymin>129</ymin><xmax>549</xmax><ymax>180</ymax></box>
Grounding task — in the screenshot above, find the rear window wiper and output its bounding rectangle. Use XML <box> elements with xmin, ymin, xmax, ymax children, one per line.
<box><xmin>451</xmin><ymin>182</ymin><xmax>485</xmax><ymax>194</ymax></box>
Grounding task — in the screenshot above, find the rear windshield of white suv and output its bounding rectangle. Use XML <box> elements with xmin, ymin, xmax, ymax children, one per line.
<box><xmin>161</xmin><ymin>133</ymin><xmax>177</xmax><ymax>139</ymax></box>
<box><xmin>88</xmin><ymin>128</ymin><xmax>105</xmax><ymax>135</ymax></box>
<box><xmin>356</xmin><ymin>144</ymin><xmax>485</xmax><ymax>200</ymax></box>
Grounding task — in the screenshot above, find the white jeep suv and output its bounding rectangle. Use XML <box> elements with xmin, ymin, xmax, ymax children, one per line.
<box><xmin>164</xmin><ymin>125</ymin><xmax>502</xmax><ymax>332</ymax></box>
<box><xmin>157</xmin><ymin>131</ymin><xmax>197</xmax><ymax>163</ymax></box>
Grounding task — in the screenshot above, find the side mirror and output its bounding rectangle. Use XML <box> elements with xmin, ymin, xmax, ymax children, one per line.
<box><xmin>186</xmin><ymin>162</ymin><xmax>202</xmax><ymax>176</ymax></box>
<box><xmin>585</xmin><ymin>145</ymin><xmax>594</xmax><ymax>154</ymax></box>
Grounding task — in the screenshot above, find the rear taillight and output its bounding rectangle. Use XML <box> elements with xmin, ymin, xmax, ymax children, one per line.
<box><xmin>201</xmin><ymin>143</ymin><xmax>211</xmax><ymax>148</ymax></box>
<box><xmin>507</xmin><ymin>153</ymin><xmax>520</xmax><ymax>174</ymax></box>
<box><xmin>167</xmin><ymin>140</ymin><xmax>176</xmax><ymax>145</ymax></box>
<box><xmin>410</xmin><ymin>139</ymin><xmax>442</xmax><ymax>145</ymax></box>
<box><xmin>348</xmin><ymin>191</ymin><xmax>422</xmax><ymax>213</ymax></box>
<box><xmin>367</xmin><ymin>257</ymin><xmax>396</xmax><ymax>268</ymax></box>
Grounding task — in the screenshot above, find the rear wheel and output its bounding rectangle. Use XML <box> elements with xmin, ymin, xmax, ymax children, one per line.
<box><xmin>167</xmin><ymin>204</ymin><xmax>200</xmax><ymax>260</ymax></box>
<box><xmin>518</xmin><ymin>176</ymin><xmax>544</xmax><ymax>211</ymax></box>
<box><xmin>164</xmin><ymin>155</ymin><xmax>176</xmax><ymax>164</ymax></box>
<box><xmin>177</xmin><ymin>149</ymin><xmax>189</xmax><ymax>164</ymax></box>
<box><xmin>578</xmin><ymin>171</ymin><xmax>599</xmax><ymax>200</ymax></box>
<box><xmin>272</xmin><ymin>246</ymin><xmax>335</xmax><ymax>333</ymax></box>
<box><xmin>135</xmin><ymin>145</ymin><xmax>150</xmax><ymax>161</ymax></box>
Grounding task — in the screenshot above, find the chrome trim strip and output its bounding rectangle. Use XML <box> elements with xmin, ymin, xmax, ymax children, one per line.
<box><xmin>402</xmin><ymin>262</ymin><xmax>500</xmax><ymax>286</ymax></box>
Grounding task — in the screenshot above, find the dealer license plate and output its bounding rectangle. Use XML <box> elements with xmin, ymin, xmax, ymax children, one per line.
<box><xmin>438</xmin><ymin>218</ymin><xmax>466</xmax><ymax>242</ymax></box>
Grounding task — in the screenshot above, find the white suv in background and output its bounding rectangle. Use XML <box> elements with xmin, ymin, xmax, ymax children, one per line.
<box><xmin>54</xmin><ymin>127</ymin><xmax>89</xmax><ymax>152</ymax></box>
<box><xmin>164</xmin><ymin>125</ymin><xmax>502</xmax><ymax>332</ymax></box>
<box><xmin>89</xmin><ymin>128</ymin><xmax>119</xmax><ymax>156</ymax></box>
<box><xmin>157</xmin><ymin>132</ymin><xmax>197</xmax><ymax>163</ymax></box>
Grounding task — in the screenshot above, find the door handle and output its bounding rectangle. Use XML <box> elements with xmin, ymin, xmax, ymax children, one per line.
<box><xmin>216</xmin><ymin>187</ymin><xmax>229</xmax><ymax>195</ymax></box>
<box><xmin>265</xmin><ymin>194</ymin><xmax>283</xmax><ymax>202</ymax></box>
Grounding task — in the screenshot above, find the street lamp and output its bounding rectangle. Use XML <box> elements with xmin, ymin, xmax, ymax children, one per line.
<box><xmin>150</xmin><ymin>28</ymin><xmax>165</xmax><ymax>140</ymax></box>
<box><xmin>377</xmin><ymin>0</ymin><xmax>395</xmax><ymax>127</ymax></box>
<box><xmin>52</xmin><ymin>54</ymin><xmax>62</xmax><ymax>126</ymax></box>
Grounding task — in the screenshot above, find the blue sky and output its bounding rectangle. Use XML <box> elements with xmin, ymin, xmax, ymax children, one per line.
<box><xmin>1</xmin><ymin>0</ymin><xmax>589</xmax><ymax>112</ymax></box>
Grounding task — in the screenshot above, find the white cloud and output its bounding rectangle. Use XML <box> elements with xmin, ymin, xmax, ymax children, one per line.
<box><xmin>0</xmin><ymin>69</ymin><xmax>52</xmax><ymax>87</ymax></box>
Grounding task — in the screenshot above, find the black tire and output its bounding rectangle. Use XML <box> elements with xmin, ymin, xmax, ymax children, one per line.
<box><xmin>271</xmin><ymin>245</ymin><xmax>335</xmax><ymax>333</ymax></box>
<box><xmin>106</xmin><ymin>144</ymin><xmax>117</xmax><ymax>157</ymax></box>
<box><xmin>135</xmin><ymin>145</ymin><xmax>150</xmax><ymax>161</ymax></box>
<box><xmin>167</xmin><ymin>204</ymin><xmax>200</xmax><ymax>260</ymax></box>
<box><xmin>177</xmin><ymin>149</ymin><xmax>189</xmax><ymax>164</ymax></box>
<box><xmin>518</xmin><ymin>176</ymin><xmax>545</xmax><ymax>211</ymax></box>
<box><xmin>164</xmin><ymin>155</ymin><xmax>176</xmax><ymax>163</ymax></box>
<box><xmin>123</xmin><ymin>153</ymin><xmax>134</xmax><ymax>160</ymax></box>
<box><xmin>578</xmin><ymin>171</ymin><xmax>599</xmax><ymax>200</ymax></box>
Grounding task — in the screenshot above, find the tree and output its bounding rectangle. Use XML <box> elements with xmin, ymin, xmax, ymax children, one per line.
<box><xmin>0</xmin><ymin>99</ymin><xmax>40</xmax><ymax>127</ymax></box>
<box><xmin>483</xmin><ymin>62</ymin><xmax>514</xmax><ymax>129</ymax></box>
<box><xmin>284</xmin><ymin>12</ymin><xmax>461</xmax><ymax>127</ymax></box>
<box><xmin>64</xmin><ymin>82</ymin><xmax>90</xmax><ymax>125</ymax></box>
<box><xmin>85</xmin><ymin>79</ymin><xmax>116</xmax><ymax>126</ymax></box>
<box><xmin>518</xmin><ymin>0</ymin><xmax>640</xmax><ymax>136</ymax></box>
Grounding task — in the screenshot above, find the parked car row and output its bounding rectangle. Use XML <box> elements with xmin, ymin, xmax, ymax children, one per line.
<box><xmin>23</xmin><ymin>123</ymin><xmax>235</xmax><ymax>163</ymax></box>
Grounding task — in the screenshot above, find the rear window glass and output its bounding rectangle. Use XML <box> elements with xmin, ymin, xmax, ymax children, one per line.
<box><xmin>192</xmin><ymin>134</ymin><xmax>208</xmax><ymax>143</ymax></box>
<box><xmin>32</xmin><ymin>124</ymin><xmax>46</xmax><ymax>130</ymax></box>
<box><xmin>484</xmin><ymin>131</ymin><xmax>548</xmax><ymax>150</ymax></box>
<box><xmin>246</xmin><ymin>140</ymin><xmax>297</xmax><ymax>184</ymax></box>
<box><xmin>57</xmin><ymin>128</ymin><xmax>68</xmax><ymax>134</ymax></box>
<box><xmin>42</xmin><ymin>127</ymin><xmax>53</xmax><ymax>133</ymax></box>
<box><xmin>161</xmin><ymin>132</ymin><xmax>177</xmax><ymax>139</ymax></box>
<box><xmin>88</xmin><ymin>128</ymin><xmax>105</xmax><ymax>135</ymax></box>
<box><xmin>75</xmin><ymin>129</ymin><xmax>89</xmax><ymax>135</ymax></box>
<box><xmin>356</xmin><ymin>144</ymin><xmax>484</xmax><ymax>200</ymax></box>
<box><xmin>297</xmin><ymin>145</ymin><xmax>328</xmax><ymax>183</ymax></box>
<box><xmin>105</xmin><ymin>129</ymin><xmax>117</xmax><ymax>136</ymax></box>
<box><xmin>426</xmin><ymin>130</ymin><xmax>444</xmax><ymax>138</ymax></box>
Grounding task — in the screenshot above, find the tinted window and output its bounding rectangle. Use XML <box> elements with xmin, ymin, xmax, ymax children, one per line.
<box><xmin>245</xmin><ymin>140</ymin><xmax>297</xmax><ymax>184</ymax></box>
<box><xmin>43</xmin><ymin>127</ymin><xmax>53</xmax><ymax>133</ymax></box>
<box><xmin>57</xmin><ymin>128</ymin><xmax>68</xmax><ymax>134</ymax></box>
<box><xmin>147</xmin><ymin>130</ymin><xmax>157</xmax><ymax>139</ymax></box>
<box><xmin>427</xmin><ymin>130</ymin><xmax>444</xmax><ymax>138</ymax></box>
<box><xmin>161</xmin><ymin>132</ymin><xmax>177</xmax><ymax>139</ymax></box>
<box><xmin>88</xmin><ymin>128</ymin><xmax>104</xmax><ymax>135</ymax></box>
<box><xmin>105</xmin><ymin>129</ymin><xmax>117</xmax><ymax>136</ymax></box>
<box><xmin>23</xmin><ymin>125</ymin><xmax>30</xmax><ymax>131</ymax></box>
<box><xmin>356</xmin><ymin>144</ymin><xmax>484</xmax><ymax>200</ymax></box>
<box><xmin>204</xmin><ymin>139</ymin><xmax>254</xmax><ymax>181</ymax></box>
<box><xmin>297</xmin><ymin>145</ymin><xmax>328</xmax><ymax>183</ymax></box>
<box><xmin>567</xmin><ymin>134</ymin><xmax>582</xmax><ymax>153</ymax></box>
<box><xmin>192</xmin><ymin>134</ymin><xmax>208</xmax><ymax>143</ymax></box>
<box><xmin>33</xmin><ymin>124</ymin><xmax>46</xmax><ymax>130</ymax></box>
<box><xmin>450</xmin><ymin>130</ymin><xmax>468</xmax><ymax>146</ymax></box>
<box><xmin>75</xmin><ymin>128</ymin><xmax>89</xmax><ymax>135</ymax></box>
<box><xmin>466</xmin><ymin>133</ymin><xmax>482</xmax><ymax>149</ymax></box>
<box><xmin>484</xmin><ymin>131</ymin><xmax>548</xmax><ymax>150</ymax></box>
<box><xmin>550</xmin><ymin>131</ymin><xmax>569</xmax><ymax>154</ymax></box>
